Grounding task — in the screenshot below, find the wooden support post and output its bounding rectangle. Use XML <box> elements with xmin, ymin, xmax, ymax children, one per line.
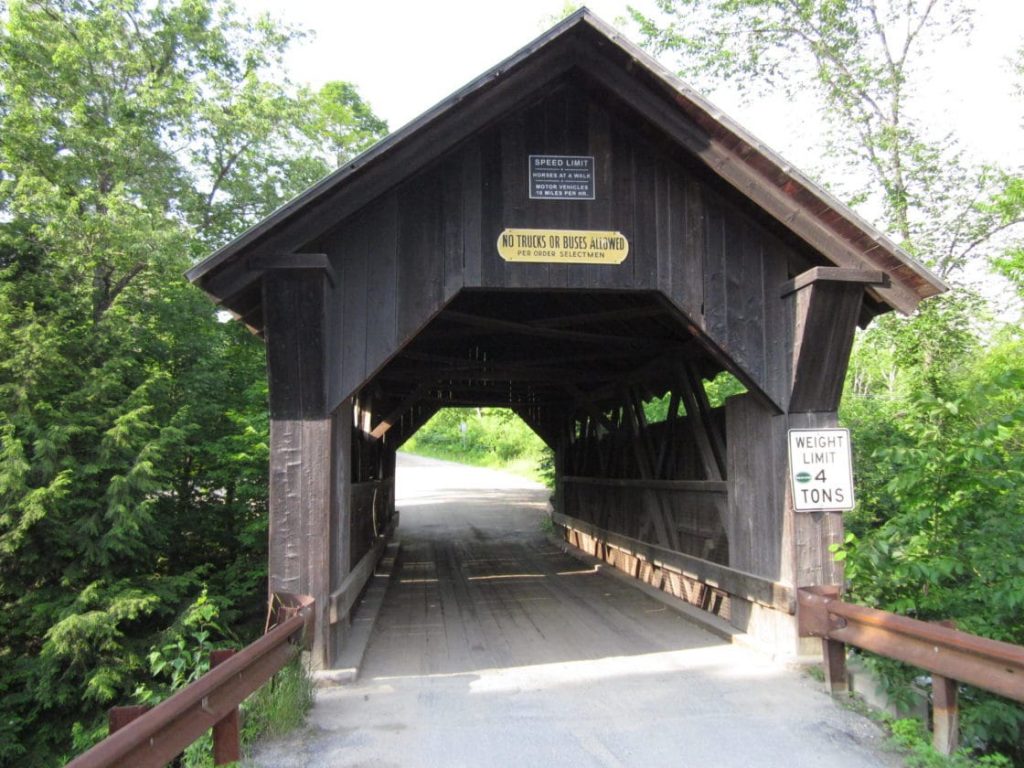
<box><xmin>931</xmin><ymin>674</ymin><xmax>959</xmax><ymax>755</ymax></box>
<box><xmin>931</xmin><ymin>620</ymin><xmax>960</xmax><ymax>755</ymax></box>
<box><xmin>822</xmin><ymin>638</ymin><xmax>849</xmax><ymax>696</ymax></box>
<box><xmin>108</xmin><ymin>705</ymin><xmax>150</xmax><ymax>735</ymax></box>
<box><xmin>210</xmin><ymin>649</ymin><xmax>241</xmax><ymax>765</ymax></box>
<box><xmin>263</xmin><ymin>264</ymin><xmax>337</xmax><ymax>669</ymax></box>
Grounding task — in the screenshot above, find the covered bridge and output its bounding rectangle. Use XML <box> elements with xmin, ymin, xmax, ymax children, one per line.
<box><xmin>187</xmin><ymin>10</ymin><xmax>945</xmax><ymax>669</ymax></box>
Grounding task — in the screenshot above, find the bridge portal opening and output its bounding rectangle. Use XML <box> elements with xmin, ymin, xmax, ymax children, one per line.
<box><xmin>187</xmin><ymin>11</ymin><xmax>944</xmax><ymax>669</ymax></box>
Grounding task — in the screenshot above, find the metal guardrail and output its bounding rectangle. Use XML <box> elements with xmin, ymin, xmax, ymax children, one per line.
<box><xmin>65</xmin><ymin>593</ymin><xmax>315</xmax><ymax>768</ymax></box>
<box><xmin>798</xmin><ymin>586</ymin><xmax>1024</xmax><ymax>755</ymax></box>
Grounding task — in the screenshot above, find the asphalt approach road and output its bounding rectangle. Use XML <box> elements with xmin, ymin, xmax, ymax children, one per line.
<box><xmin>249</xmin><ymin>454</ymin><xmax>898</xmax><ymax>768</ymax></box>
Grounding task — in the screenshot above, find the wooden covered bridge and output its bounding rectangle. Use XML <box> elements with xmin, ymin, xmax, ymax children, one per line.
<box><xmin>187</xmin><ymin>10</ymin><xmax>944</xmax><ymax>671</ymax></box>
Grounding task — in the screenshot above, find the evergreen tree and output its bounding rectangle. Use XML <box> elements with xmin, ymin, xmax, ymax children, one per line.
<box><xmin>0</xmin><ymin>1</ymin><xmax>386</xmax><ymax>763</ymax></box>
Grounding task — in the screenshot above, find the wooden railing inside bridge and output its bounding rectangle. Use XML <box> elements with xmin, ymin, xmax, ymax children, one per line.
<box><xmin>64</xmin><ymin>593</ymin><xmax>315</xmax><ymax>768</ymax></box>
<box><xmin>556</xmin><ymin>512</ymin><xmax>1024</xmax><ymax>758</ymax></box>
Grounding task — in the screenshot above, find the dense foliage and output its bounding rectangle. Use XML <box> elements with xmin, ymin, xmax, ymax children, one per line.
<box><xmin>404</xmin><ymin>408</ymin><xmax>554</xmax><ymax>485</ymax></box>
<box><xmin>0</xmin><ymin>1</ymin><xmax>386</xmax><ymax>764</ymax></box>
<box><xmin>0</xmin><ymin>0</ymin><xmax>1021</xmax><ymax>764</ymax></box>
<box><xmin>633</xmin><ymin>0</ymin><xmax>1024</xmax><ymax>762</ymax></box>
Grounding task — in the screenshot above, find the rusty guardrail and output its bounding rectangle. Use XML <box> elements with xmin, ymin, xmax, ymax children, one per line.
<box><xmin>65</xmin><ymin>593</ymin><xmax>315</xmax><ymax>768</ymax></box>
<box><xmin>799</xmin><ymin>586</ymin><xmax>1024</xmax><ymax>755</ymax></box>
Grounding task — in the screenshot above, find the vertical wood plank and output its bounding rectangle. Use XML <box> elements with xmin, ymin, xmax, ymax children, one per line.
<box><xmin>263</xmin><ymin>268</ymin><xmax>334</xmax><ymax>668</ymax></box>
<box><xmin>726</xmin><ymin>394</ymin><xmax>787</xmax><ymax>579</ymax></box>
<box><xmin>442</xmin><ymin>155</ymin><xmax>465</xmax><ymax>301</ymax></box>
<box><xmin>479</xmin><ymin>128</ymin><xmax>505</xmax><ymax>288</ymax></box>
<box><xmin>787</xmin><ymin>279</ymin><xmax>865</xmax><ymax>412</ymax></box>
<box><xmin>822</xmin><ymin>638</ymin><xmax>849</xmax><ymax>696</ymax></box>
<box><xmin>501</xmin><ymin>116</ymin><xmax>539</xmax><ymax>288</ymax></box>
<box><xmin>932</xmin><ymin>673</ymin><xmax>960</xmax><ymax>755</ymax></box>
<box><xmin>210</xmin><ymin>649</ymin><xmax>241</xmax><ymax>765</ymax></box>
<box><xmin>397</xmin><ymin>169</ymin><xmax>445</xmax><ymax>342</ymax></box>
<box><xmin>364</xmin><ymin>195</ymin><xmax>399</xmax><ymax>380</ymax></box>
<box><xmin>603</xmin><ymin>119</ymin><xmax>633</xmax><ymax>291</ymax></box>
<box><xmin>340</xmin><ymin>216</ymin><xmax>368</xmax><ymax>399</ymax></box>
<box><xmin>678</xmin><ymin>177</ymin><xmax>705</xmax><ymax>324</ymax></box>
<box><xmin>632</xmin><ymin>142</ymin><xmax>658</xmax><ymax>291</ymax></box>
<box><xmin>330</xmin><ymin>401</ymin><xmax>353</xmax><ymax>659</ymax></box>
<box><xmin>462</xmin><ymin>139</ymin><xmax>484</xmax><ymax>288</ymax></box>
<box><xmin>703</xmin><ymin>195</ymin><xmax>727</xmax><ymax>341</ymax></box>
<box><xmin>762</xmin><ymin>236</ymin><xmax>791</xmax><ymax>411</ymax></box>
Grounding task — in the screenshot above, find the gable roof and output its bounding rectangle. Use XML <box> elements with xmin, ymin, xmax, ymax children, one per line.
<box><xmin>186</xmin><ymin>8</ymin><xmax>945</xmax><ymax>316</ymax></box>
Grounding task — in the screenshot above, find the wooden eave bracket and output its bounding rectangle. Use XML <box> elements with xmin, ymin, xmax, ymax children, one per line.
<box><xmin>780</xmin><ymin>267</ymin><xmax>889</xmax><ymax>299</ymax></box>
<box><xmin>250</xmin><ymin>253</ymin><xmax>337</xmax><ymax>288</ymax></box>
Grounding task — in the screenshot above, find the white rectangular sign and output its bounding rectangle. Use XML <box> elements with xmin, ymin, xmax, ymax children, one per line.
<box><xmin>787</xmin><ymin>428</ymin><xmax>855</xmax><ymax>512</ymax></box>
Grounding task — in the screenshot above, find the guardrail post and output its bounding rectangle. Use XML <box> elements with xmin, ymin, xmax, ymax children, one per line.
<box><xmin>931</xmin><ymin>673</ymin><xmax>959</xmax><ymax>755</ymax></box>
<box><xmin>822</xmin><ymin>637</ymin><xmax>848</xmax><ymax>695</ymax></box>
<box><xmin>929</xmin><ymin>620</ymin><xmax>959</xmax><ymax>755</ymax></box>
<box><xmin>109</xmin><ymin>705</ymin><xmax>151</xmax><ymax>734</ymax></box>
<box><xmin>210</xmin><ymin>649</ymin><xmax>241</xmax><ymax>765</ymax></box>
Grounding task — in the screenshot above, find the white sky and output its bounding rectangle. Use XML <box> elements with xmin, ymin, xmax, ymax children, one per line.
<box><xmin>239</xmin><ymin>0</ymin><xmax>1024</xmax><ymax>174</ymax></box>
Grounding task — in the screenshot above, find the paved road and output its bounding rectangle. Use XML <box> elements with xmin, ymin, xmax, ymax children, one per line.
<box><xmin>249</xmin><ymin>454</ymin><xmax>898</xmax><ymax>768</ymax></box>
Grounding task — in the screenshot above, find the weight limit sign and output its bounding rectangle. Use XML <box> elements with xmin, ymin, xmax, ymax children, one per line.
<box><xmin>787</xmin><ymin>428</ymin><xmax>855</xmax><ymax>512</ymax></box>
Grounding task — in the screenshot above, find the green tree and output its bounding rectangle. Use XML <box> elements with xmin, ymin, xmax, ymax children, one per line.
<box><xmin>631</xmin><ymin>1</ymin><xmax>1024</xmax><ymax>761</ymax></box>
<box><xmin>0</xmin><ymin>1</ymin><xmax>386</xmax><ymax>764</ymax></box>
<box><xmin>631</xmin><ymin>0</ymin><xmax>1019</xmax><ymax>277</ymax></box>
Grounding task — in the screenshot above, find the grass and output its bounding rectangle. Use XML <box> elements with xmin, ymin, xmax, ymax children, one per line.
<box><xmin>180</xmin><ymin>654</ymin><xmax>314</xmax><ymax>767</ymax></box>
<box><xmin>402</xmin><ymin>441</ymin><xmax>553</xmax><ymax>487</ymax></box>
<box><xmin>241</xmin><ymin>655</ymin><xmax>315</xmax><ymax>745</ymax></box>
<box><xmin>805</xmin><ymin>670</ymin><xmax>1013</xmax><ymax>768</ymax></box>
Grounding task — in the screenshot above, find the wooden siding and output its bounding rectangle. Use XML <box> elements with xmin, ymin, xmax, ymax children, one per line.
<box><xmin>312</xmin><ymin>78</ymin><xmax>816</xmax><ymax>413</ymax></box>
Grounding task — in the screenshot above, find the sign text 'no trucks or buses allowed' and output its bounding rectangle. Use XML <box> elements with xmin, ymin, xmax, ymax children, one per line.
<box><xmin>787</xmin><ymin>428</ymin><xmax>855</xmax><ymax>512</ymax></box>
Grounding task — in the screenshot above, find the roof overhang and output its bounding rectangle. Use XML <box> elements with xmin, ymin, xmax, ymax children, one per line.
<box><xmin>186</xmin><ymin>8</ymin><xmax>946</xmax><ymax>324</ymax></box>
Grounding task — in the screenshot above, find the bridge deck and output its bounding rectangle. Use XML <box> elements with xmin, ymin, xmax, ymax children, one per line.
<box><xmin>251</xmin><ymin>454</ymin><xmax>897</xmax><ymax>768</ymax></box>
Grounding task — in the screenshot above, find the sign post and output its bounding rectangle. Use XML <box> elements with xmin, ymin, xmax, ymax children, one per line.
<box><xmin>787</xmin><ymin>428</ymin><xmax>855</xmax><ymax>512</ymax></box>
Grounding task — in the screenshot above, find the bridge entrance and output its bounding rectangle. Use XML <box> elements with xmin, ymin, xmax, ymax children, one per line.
<box><xmin>249</xmin><ymin>455</ymin><xmax>897</xmax><ymax>768</ymax></box>
<box><xmin>187</xmin><ymin>10</ymin><xmax>944</xmax><ymax>670</ymax></box>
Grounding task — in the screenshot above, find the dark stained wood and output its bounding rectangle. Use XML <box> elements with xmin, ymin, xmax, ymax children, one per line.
<box><xmin>678</xmin><ymin>178</ymin><xmax>705</xmax><ymax>320</ymax></box>
<box><xmin>788</xmin><ymin>411</ymin><xmax>845</xmax><ymax>588</ymax></box>
<box><xmin>461</xmin><ymin>140</ymin><xmax>484</xmax><ymax>287</ymax></box>
<box><xmin>780</xmin><ymin>266</ymin><xmax>889</xmax><ymax>297</ymax></box>
<box><xmin>191</xmin><ymin>10</ymin><xmax>942</xmax><ymax>325</ymax></box>
<box><xmin>263</xmin><ymin>267</ymin><xmax>335</xmax><ymax>669</ymax></box>
<box><xmin>726</xmin><ymin>394</ymin><xmax>787</xmax><ymax>581</ymax></box>
<box><xmin>368</xmin><ymin>384</ymin><xmax>430</xmax><ymax>440</ymax></box>
<box><xmin>572</xmin><ymin>43</ymin><xmax>927</xmax><ymax>314</ymax></box>
<box><xmin>364</xmin><ymin>197</ymin><xmax>399</xmax><ymax>380</ymax></box>
<box><xmin>185</xmin><ymin>17</ymin><xmax>951</xmax><ymax>665</ymax></box>
<box><xmin>675</xmin><ymin>364</ymin><xmax>724</xmax><ymax>482</ymax></box>
<box><xmin>787</xmin><ymin>273</ymin><xmax>867</xmax><ymax>413</ymax></box>
<box><xmin>511</xmin><ymin>405</ymin><xmax>560</xmax><ymax>448</ymax></box>
<box><xmin>442</xmin><ymin>154</ymin><xmax>465</xmax><ymax>300</ymax></box>
<box><xmin>526</xmin><ymin>305</ymin><xmax>664</xmax><ymax>328</ymax></box>
<box><xmin>553</xmin><ymin>511</ymin><xmax>794</xmax><ymax>613</ymax></box>
<box><xmin>397</xmin><ymin>171</ymin><xmax>445</xmax><ymax>344</ymax></box>
<box><xmin>563</xmin><ymin>477</ymin><xmax>727</xmax><ymax>492</ymax></box>
<box><xmin>250</xmin><ymin>253</ymin><xmax>336</xmax><ymax>286</ymax></box>
<box><xmin>339</xmin><ymin>215</ymin><xmax>369</xmax><ymax>397</ymax></box>
<box><xmin>330</xmin><ymin>399</ymin><xmax>353</xmax><ymax>660</ymax></box>
<box><xmin>441</xmin><ymin>310</ymin><xmax>665</xmax><ymax>349</ymax></box>
<box><xmin>329</xmin><ymin>512</ymin><xmax>398</xmax><ymax>625</ymax></box>
<box><xmin>210</xmin><ymin>649</ymin><xmax>242</xmax><ymax>765</ymax></box>
<box><xmin>109</xmin><ymin>706</ymin><xmax>150</xmax><ymax>735</ymax></box>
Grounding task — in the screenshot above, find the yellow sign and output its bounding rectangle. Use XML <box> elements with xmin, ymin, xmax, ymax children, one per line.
<box><xmin>497</xmin><ymin>229</ymin><xmax>629</xmax><ymax>265</ymax></box>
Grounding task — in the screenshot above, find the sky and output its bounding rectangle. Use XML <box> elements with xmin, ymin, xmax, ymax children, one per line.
<box><xmin>236</xmin><ymin>0</ymin><xmax>1024</xmax><ymax>174</ymax></box>
<box><xmin>236</xmin><ymin>0</ymin><xmax>1024</xmax><ymax>309</ymax></box>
